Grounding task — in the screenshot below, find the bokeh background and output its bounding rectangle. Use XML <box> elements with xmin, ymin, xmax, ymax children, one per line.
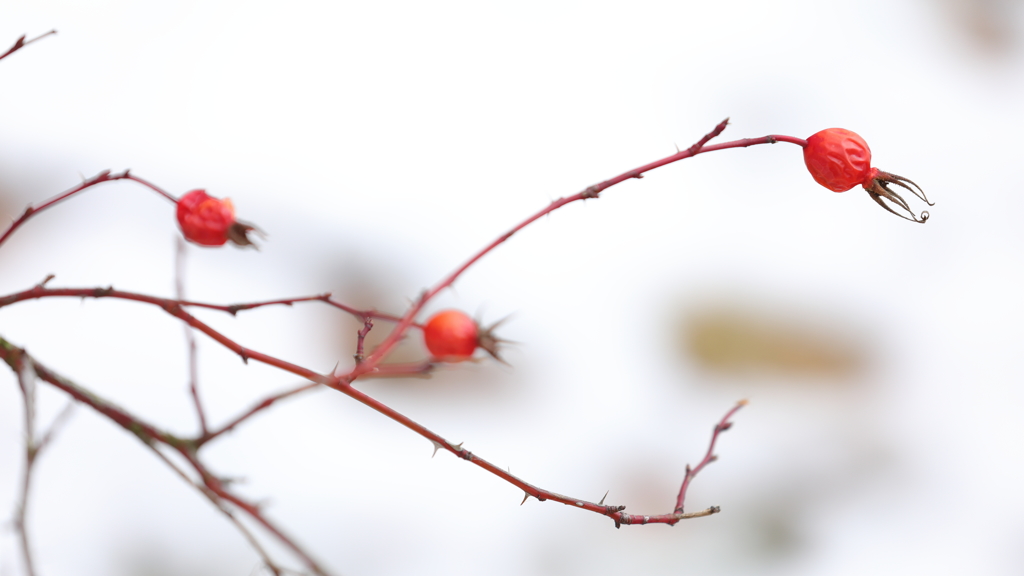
<box><xmin>1</xmin><ymin>1</ymin><xmax>1023</xmax><ymax>574</ymax></box>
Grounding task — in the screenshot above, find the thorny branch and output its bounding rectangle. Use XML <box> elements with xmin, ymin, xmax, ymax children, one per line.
<box><xmin>0</xmin><ymin>170</ymin><xmax>178</xmax><ymax>249</ymax></box>
<box><xmin>0</xmin><ymin>117</ymin><xmax>779</xmax><ymax>571</ymax></box>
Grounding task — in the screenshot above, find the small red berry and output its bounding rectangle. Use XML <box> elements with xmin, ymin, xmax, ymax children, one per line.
<box><xmin>176</xmin><ymin>189</ymin><xmax>257</xmax><ymax>246</ymax></box>
<box><xmin>803</xmin><ymin>128</ymin><xmax>933</xmax><ymax>223</ymax></box>
<box><xmin>423</xmin><ymin>310</ymin><xmax>479</xmax><ymax>362</ymax></box>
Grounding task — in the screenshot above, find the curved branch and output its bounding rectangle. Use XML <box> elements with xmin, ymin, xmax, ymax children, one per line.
<box><xmin>0</xmin><ymin>170</ymin><xmax>177</xmax><ymax>250</ymax></box>
<box><xmin>356</xmin><ymin>121</ymin><xmax>807</xmax><ymax>370</ymax></box>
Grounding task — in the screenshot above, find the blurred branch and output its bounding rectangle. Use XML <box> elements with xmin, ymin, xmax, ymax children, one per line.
<box><xmin>9</xmin><ymin>350</ymin><xmax>75</xmax><ymax>576</ymax></box>
<box><xmin>144</xmin><ymin>444</ymin><xmax>286</xmax><ymax>575</ymax></box>
<box><xmin>176</xmin><ymin>238</ymin><xmax>208</xmax><ymax>436</ymax></box>
<box><xmin>0</xmin><ymin>336</ymin><xmax>332</xmax><ymax>576</ymax></box>
<box><xmin>13</xmin><ymin>357</ymin><xmax>39</xmax><ymax>576</ymax></box>
<box><xmin>0</xmin><ymin>31</ymin><xmax>56</xmax><ymax>63</ymax></box>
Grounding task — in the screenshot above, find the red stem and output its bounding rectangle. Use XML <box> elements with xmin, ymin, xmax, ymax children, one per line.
<box><xmin>0</xmin><ymin>170</ymin><xmax>177</xmax><ymax>249</ymax></box>
<box><xmin>674</xmin><ymin>400</ymin><xmax>747</xmax><ymax>514</ymax></box>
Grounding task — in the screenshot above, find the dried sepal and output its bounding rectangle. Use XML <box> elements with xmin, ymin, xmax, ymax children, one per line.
<box><xmin>864</xmin><ymin>170</ymin><xmax>933</xmax><ymax>224</ymax></box>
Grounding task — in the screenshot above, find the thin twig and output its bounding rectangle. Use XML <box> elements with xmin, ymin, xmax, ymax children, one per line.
<box><xmin>354</xmin><ymin>317</ymin><xmax>373</xmax><ymax>363</ymax></box>
<box><xmin>36</xmin><ymin>401</ymin><xmax>76</xmax><ymax>455</ymax></box>
<box><xmin>674</xmin><ymin>400</ymin><xmax>747</xmax><ymax>514</ymax></box>
<box><xmin>14</xmin><ymin>361</ymin><xmax>39</xmax><ymax>576</ymax></box>
<box><xmin>197</xmin><ymin>382</ymin><xmax>321</xmax><ymax>447</ymax></box>
<box><xmin>177</xmin><ymin>238</ymin><xmax>208</xmax><ymax>435</ymax></box>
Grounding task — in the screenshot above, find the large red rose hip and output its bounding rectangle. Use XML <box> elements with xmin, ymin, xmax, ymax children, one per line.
<box><xmin>803</xmin><ymin>128</ymin><xmax>873</xmax><ymax>192</ymax></box>
<box><xmin>802</xmin><ymin>128</ymin><xmax>933</xmax><ymax>223</ymax></box>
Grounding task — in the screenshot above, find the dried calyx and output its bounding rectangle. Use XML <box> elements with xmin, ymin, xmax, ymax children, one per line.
<box><xmin>863</xmin><ymin>169</ymin><xmax>933</xmax><ymax>224</ymax></box>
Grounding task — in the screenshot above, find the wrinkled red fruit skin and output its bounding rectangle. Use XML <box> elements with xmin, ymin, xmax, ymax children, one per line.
<box><xmin>176</xmin><ymin>189</ymin><xmax>235</xmax><ymax>246</ymax></box>
<box><xmin>803</xmin><ymin>128</ymin><xmax>873</xmax><ymax>192</ymax></box>
<box><xmin>423</xmin><ymin>310</ymin><xmax>478</xmax><ymax>361</ymax></box>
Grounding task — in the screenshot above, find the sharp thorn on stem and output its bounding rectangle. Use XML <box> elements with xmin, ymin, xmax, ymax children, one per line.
<box><xmin>431</xmin><ymin>441</ymin><xmax>443</xmax><ymax>458</ymax></box>
<box><xmin>521</xmin><ymin>492</ymin><xmax>529</xmax><ymax>506</ymax></box>
<box><xmin>598</xmin><ymin>490</ymin><xmax>609</xmax><ymax>506</ymax></box>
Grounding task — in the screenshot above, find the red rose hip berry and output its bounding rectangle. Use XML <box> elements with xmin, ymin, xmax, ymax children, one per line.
<box><xmin>423</xmin><ymin>310</ymin><xmax>479</xmax><ymax>361</ymax></box>
<box><xmin>803</xmin><ymin>128</ymin><xmax>873</xmax><ymax>192</ymax></box>
<box><xmin>423</xmin><ymin>310</ymin><xmax>505</xmax><ymax>363</ymax></box>
<box><xmin>176</xmin><ymin>189</ymin><xmax>257</xmax><ymax>246</ymax></box>
<box><xmin>803</xmin><ymin>128</ymin><xmax>934</xmax><ymax>223</ymax></box>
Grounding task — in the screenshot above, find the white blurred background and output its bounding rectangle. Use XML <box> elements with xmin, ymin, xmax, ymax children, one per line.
<box><xmin>1</xmin><ymin>1</ymin><xmax>1023</xmax><ymax>574</ymax></box>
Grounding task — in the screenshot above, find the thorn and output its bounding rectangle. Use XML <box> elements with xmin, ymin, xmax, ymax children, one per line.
<box><xmin>674</xmin><ymin>143</ymin><xmax>681</xmax><ymax>153</ymax></box>
<box><xmin>453</xmin><ymin>442</ymin><xmax>464</xmax><ymax>451</ymax></box>
<box><xmin>520</xmin><ymin>492</ymin><xmax>529</xmax><ymax>506</ymax></box>
<box><xmin>431</xmin><ymin>441</ymin><xmax>443</xmax><ymax>457</ymax></box>
<box><xmin>598</xmin><ymin>490</ymin><xmax>609</xmax><ymax>506</ymax></box>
